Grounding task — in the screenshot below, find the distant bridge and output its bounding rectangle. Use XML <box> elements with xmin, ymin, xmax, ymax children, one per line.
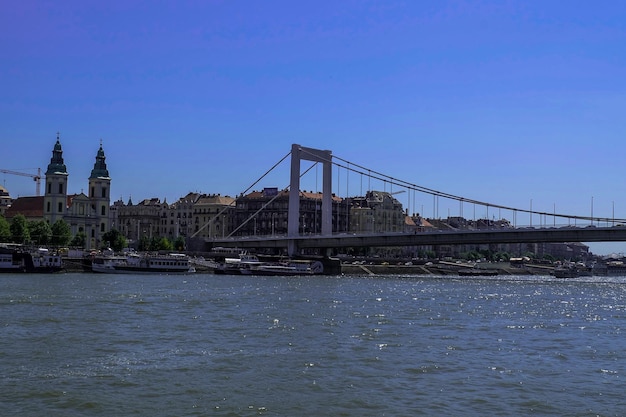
<box><xmin>197</xmin><ymin>144</ymin><xmax>626</xmax><ymax>255</ymax></box>
<box><xmin>206</xmin><ymin>226</ymin><xmax>626</xmax><ymax>252</ymax></box>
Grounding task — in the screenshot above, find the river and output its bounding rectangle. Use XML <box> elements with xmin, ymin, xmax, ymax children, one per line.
<box><xmin>2</xmin><ymin>272</ymin><xmax>625</xmax><ymax>416</ymax></box>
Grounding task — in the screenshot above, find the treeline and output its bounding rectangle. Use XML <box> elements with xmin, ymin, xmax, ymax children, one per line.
<box><xmin>0</xmin><ymin>214</ymin><xmax>71</xmax><ymax>246</ymax></box>
<box><xmin>0</xmin><ymin>214</ymin><xmax>186</xmax><ymax>252</ymax></box>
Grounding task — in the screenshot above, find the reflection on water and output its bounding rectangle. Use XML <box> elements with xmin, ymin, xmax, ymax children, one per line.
<box><xmin>1</xmin><ymin>272</ymin><xmax>625</xmax><ymax>416</ymax></box>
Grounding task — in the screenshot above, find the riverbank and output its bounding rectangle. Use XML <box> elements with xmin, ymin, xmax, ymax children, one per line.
<box><xmin>339</xmin><ymin>261</ymin><xmax>553</xmax><ymax>276</ymax></box>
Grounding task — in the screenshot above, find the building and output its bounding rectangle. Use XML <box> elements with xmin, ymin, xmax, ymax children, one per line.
<box><xmin>191</xmin><ymin>194</ymin><xmax>236</xmax><ymax>239</ymax></box>
<box><xmin>38</xmin><ymin>135</ymin><xmax>112</xmax><ymax>249</ymax></box>
<box><xmin>114</xmin><ymin>197</ymin><xmax>169</xmax><ymax>244</ymax></box>
<box><xmin>0</xmin><ymin>185</ymin><xmax>11</xmax><ymax>217</ymax></box>
<box><xmin>349</xmin><ymin>191</ymin><xmax>406</xmax><ymax>234</ymax></box>
<box><xmin>4</xmin><ymin>196</ymin><xmax>44</xmax><ymax>222</ymax></box>
<box><xmin>4</xmin><ymin>136</ymin><xmax>111</xmax><ymax>249</ymax></box>
<box><xmin>234</xmin><ymin>188</ymin><xmax>346</xmax><ymax>238</ymax></box>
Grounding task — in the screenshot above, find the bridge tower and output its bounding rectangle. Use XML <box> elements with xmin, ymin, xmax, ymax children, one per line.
<box><xmin>288</xmin><ymin>144</ymin><xmax>332</xmax><ymax>256</ymax></box>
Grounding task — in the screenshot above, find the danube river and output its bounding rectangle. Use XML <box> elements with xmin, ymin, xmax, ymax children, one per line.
<box><xmin>2</xmin><ymin>272</ymin><xmax>626</xmax><ymax>416</ymax></box>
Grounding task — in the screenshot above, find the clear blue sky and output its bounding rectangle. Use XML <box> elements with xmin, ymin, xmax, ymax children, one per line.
<box><xmin>2</xmin><ymin>1</ymin><xmax>625</xmax><ymax>254</ymax></box>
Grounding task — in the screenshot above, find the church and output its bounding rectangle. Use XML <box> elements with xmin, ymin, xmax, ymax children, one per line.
<box><xmin>43</xmin><ymin>135</ymin><xmax>112</xmax><ymax>250</ymax></box>
<box><xmin>5</xmin><ymin>134</ymin><xmax>111</xmax><ymax>250</ymax></box>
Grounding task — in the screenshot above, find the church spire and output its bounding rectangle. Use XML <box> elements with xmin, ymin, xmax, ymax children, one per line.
<box><xmin>90</xmin><ymin>140</ymin><xmax>110</xmax><ymax>179</ymax></box>
<box><xmin>46</xmin><ymin>132</ymin><xmax>68</xmax><ymax>175</ymax></box>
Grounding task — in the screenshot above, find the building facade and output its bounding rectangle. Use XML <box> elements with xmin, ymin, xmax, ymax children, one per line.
<box><xmin>349</xmin><ymin>191</ymin><xmax>406</xmax><ymax>234</ymax></box>
<box><xmin>191</xmin><ymin>194</ymin><xmax>236</xmax><ymax>239</ymax></box>
<box><xmin>41</xmin><ymin>136</ymin><xmax>111</xmax><ymax>250</ymax></box>
<box><xmin>234</xmin><ymin>188</ymin><xmax>347</xmax><ymax>237</ymax></box>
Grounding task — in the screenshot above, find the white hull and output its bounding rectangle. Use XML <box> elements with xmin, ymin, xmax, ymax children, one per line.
<box><xmin>92</xmin><ymin>253</ymin><xmax>195</xmax><ymax>274</ymax></box>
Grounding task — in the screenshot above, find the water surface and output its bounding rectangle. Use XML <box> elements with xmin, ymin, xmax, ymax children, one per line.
<box><xmin>2</xmin><ymin>273</ymin><xmax>625</xmax><ymax>416</ymax></box>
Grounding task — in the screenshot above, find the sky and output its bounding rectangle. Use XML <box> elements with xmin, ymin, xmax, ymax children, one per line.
<box><xmin>1</xmin><ymin>1</ymin><xmax>625</xmax><ymax>254</ymax></box>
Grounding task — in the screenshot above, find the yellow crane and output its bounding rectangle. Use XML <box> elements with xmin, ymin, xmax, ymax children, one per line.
<box><xmin>0</xmin><ymin>168</ymin><xmax>42</xmax><ymax>196</ymax></box>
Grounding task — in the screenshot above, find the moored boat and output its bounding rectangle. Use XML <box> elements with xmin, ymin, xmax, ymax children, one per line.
<box><xmin>214</xmin><ymin>252</ymin><xmax>263</xmax><ymax>275</ymax></box>
<box><xmin>213</xmin><ymin>252</ymin><xmax>325</xmax><ymax>276</ymax></box>
<box><xmin>553</xmin><ymin>266</ymin><xmax>579</xmax><ymax>278</ymax></box>
<box><xmin>458</xmin><ymin>268</ymin><xmax>498</xmax><ymax>277</ymax></box>
<box><xmin>248</xmin><ymin>259</ymin><xmax>325</xmax><ymax>276</ymax></box>
<box><xmin>0</xmin><ymin>244</ymin><xmax>64</xmax><ymax>273</ymax></box>
<box><xmin>552</xmin><ymin>262</ymin><xmax>592</xmax><ymax>278</ymax></box>
<box><xmin>91</xmin><ymin>252</ymin><xmax>195</xmax><ymax>274</ymax></box>
<box><xmin>28</xmin><ymin>248</ymin><xmax>64</xmax><ymax>273</ymax></box>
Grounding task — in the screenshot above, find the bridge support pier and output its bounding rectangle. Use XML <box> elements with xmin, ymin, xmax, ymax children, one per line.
<box><xmin>288</xmin><ymin>144</ymin><xmax>333</xmax><ymax>256</ymax></box>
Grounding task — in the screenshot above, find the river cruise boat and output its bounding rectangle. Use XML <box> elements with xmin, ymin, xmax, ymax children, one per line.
<box><xmin>0</xmin><ymin>245</ymin><xmax>64</xmax><ymax>273</ymax></box>
<box><xmin>214</xmin><ymin>252</ymin><xmax>264</xmax><ymax>275</ymax></box>
<box><xmin>250</xmin><ymin>260</ymin><xmax>324</xmax><ymax>276</ymax></box>
<box><xmin>552</xmin><ymin>261</ymin><xmax>593</xmax><ymax>278</ymax></box>
<box><xmin>92</xmin><ymin>252</ymin><xmax>195</xmax><ymax>274</ymax></box>
<box><xmin>213</xmin><ymin>252</ymin><xmax>325</xmax><ymax>276</ymax></box>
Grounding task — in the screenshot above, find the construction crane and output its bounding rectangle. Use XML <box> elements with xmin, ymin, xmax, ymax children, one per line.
<box><xmin>0</xmin><ymin>168</ymin><xmax>42</xmax><ymax>196</ymax></box>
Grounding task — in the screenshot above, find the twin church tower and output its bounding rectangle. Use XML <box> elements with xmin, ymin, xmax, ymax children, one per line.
<box><xmin>43</xmin><ymin>134</ymin><xmax>111</xmax><ymax>249</ymax></box>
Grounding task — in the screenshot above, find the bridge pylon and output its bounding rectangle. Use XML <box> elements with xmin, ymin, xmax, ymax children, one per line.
<box><xmin>288</xmin><ymin>144</ymin><xmax>332</xmax><ymax>256</ymax></box>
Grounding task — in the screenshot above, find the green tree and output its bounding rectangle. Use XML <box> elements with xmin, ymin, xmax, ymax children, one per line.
<box><xmin>138</xmin><ymin>235</ymin><xmax>150</xmax><ymax>251</ymax></box>
<box><xmin>69</xmin><ymin>231</ymin><xmax>87</xmax><ymax>248</ymax></box>
<box><xmin>157</xmin><ymin>237</ymin><xmax>173</xmax><ymax>251</ymax></box>
<box><xmin>10</xmin><ymin>214</ymin><xmax>30</xmax><ymax>244</ymax></box>
<box><xmin>495</xmin><ymin>251</ymin><xmax>511</xmax><ymax>262</ymax></box>
<box><xmin>0</xmin><ymin>216</ymin><xmax>11</xmax><ymax>242</ymax></box>
<box><xmin>102</xmin><ymin>229</ymin><xmax>127</xmax><ymax>252</ymax></box>
<box><xmin>145</xmin><ymin>236</ymin><xmax>173</xmax><ymax>251</ymax></box>
<box><xmin>173</xmin><ymin>236</ymin><xmax>186</xmax><ymax>251</ymax></box>
<box><xmin>50</xmin><ymin>219</ymin><xmax>71</xmax><ymax>246</ymax></box>
<box><xmin>28</xmin><ymin>220</ymin><xmax>52</xmax><ymax>245</ymax></box>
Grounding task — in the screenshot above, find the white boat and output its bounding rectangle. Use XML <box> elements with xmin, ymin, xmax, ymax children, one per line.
<box><xmin>214</xmin><ymin>252</ymin><xmax>263</xmax><ymax>275</ymax></box>
<box><xmin>250</xmin><ymin>259</ymin><xmax>325</xmax><ymax>276</ymax></box>
<box><xmin>552</xmin><ymin>261</ymin><xmax>592</xmax><ymax>278</ymax></box>
<box><xmin>92</xmin><ymin>252</ymin><xmax>195</xmax><ymax>274</ymax></box>
<box><xmin>213</xmin><ymin>251</ymin><xmax>325</xmax><ymax>276</ymax></box>
<box><xmin>0</xmin><ymin>245</ymin><xmax>64</xmax><ymax>273</ymax></box>
<box><xmin>0</xmin><ymin>248</ymin><xmax>26</xmax><ymax>272</ymax></box>
<box><xmin>29</xmin><ymin>248</ymin><xmax>64</xmax><ymax>273</ymax></box>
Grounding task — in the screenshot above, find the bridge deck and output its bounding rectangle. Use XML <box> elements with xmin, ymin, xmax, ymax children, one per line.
<box><xmin>205</xmin><ymin>226</ymin><xmax>626</xmax><ymax>250</ymax></box>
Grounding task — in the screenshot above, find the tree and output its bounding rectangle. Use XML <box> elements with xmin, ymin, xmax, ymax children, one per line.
<box><xmin>50</xmin><ymin>219</ymin><xmax>71</xmax><ymax>246</ymax></box>
<box><xmin>10</xmin><ymin>214</ymin><xmax>30</xmax><ymax>244</ymax></box>
<box><xmin>0</xmin><ymin>216</ymin><xmax>10</xmax><ymax>242</ymax></box>
<box><xmin>173</xmin><ymin>236</ymin><xmax>186</xmax><ymax>251</ymax></box>
<box><xmin>69</xmin><ymin>231</ymin><xmax>86</xmax><ymax>248</ymax></box>
<box><xmin>158</xmin><ymin>237</ymin><xmax>173</xmax><ymax>251</ymax></box>
<box><xmin>138</xmin><ymin>235</ymin><xmax>150</xmax><ymax>251</ymax></box>
<box><xmin>146</xmin><ymin>236</ymin><xmax>173</xmax><ymax>251</ymax></box>
<box><xmin>28</xmin><ymin>220</ymin><xmax>52</xmax><ymax>245</ymax></box>
<box><xmin>102</xmin><ymin>229</ymin><xmax>127</xmax><ymax>252</ymax></box>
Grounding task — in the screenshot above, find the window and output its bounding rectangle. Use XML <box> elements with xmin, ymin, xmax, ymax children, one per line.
<box><xmin>58</xmin><ymin>202</ymin><xmax>63</xmax><ymax>213</ymax></box>
<box><xmin>46</xmin><ymin>202</ymin><xmax>51</xmax><ymax>212</ymax></box>
<box><xmin>47</xmin><ymin>183</ymin><xmax>51</xmax><ymax>194</ymax></box>
<box><xmin>101</xmin><ymin>205</ymin><xmax>106</xmax><ymax>216</ymax></box>
<box><xmin>91</xmin><ymin>187</ymin><xmax>94</xmax><ymax>198</ymax></box>
<box><xmin>102</xmin><ymin>187</ymin><xmax>107</xmax><ymax>198</ymax></box>
<box><xmin>101</xmin><ymin>223</ymin><xmax>105</xmax><ymax>232</ymax></box>
<box><xmin>59</xmin><ymin>183</ymin><xmax>63</xmax><ymax>194</ymax></box>
<box><xmin>91</xmin><ymin>229</ymin><xmax>95</xmax><ymax>238</ymax></box>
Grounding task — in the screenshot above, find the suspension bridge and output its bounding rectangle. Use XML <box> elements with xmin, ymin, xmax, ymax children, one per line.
<box><xmin>194</xmin><ymin>144</ymin><xmax>626</xmax><ymax>255</ymax></box>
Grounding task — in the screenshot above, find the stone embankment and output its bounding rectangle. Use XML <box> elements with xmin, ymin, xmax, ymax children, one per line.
<box><xmin>340</xmin><ymin>261</ymin><xmax>553</xmax><ymax>276</ymax></box>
